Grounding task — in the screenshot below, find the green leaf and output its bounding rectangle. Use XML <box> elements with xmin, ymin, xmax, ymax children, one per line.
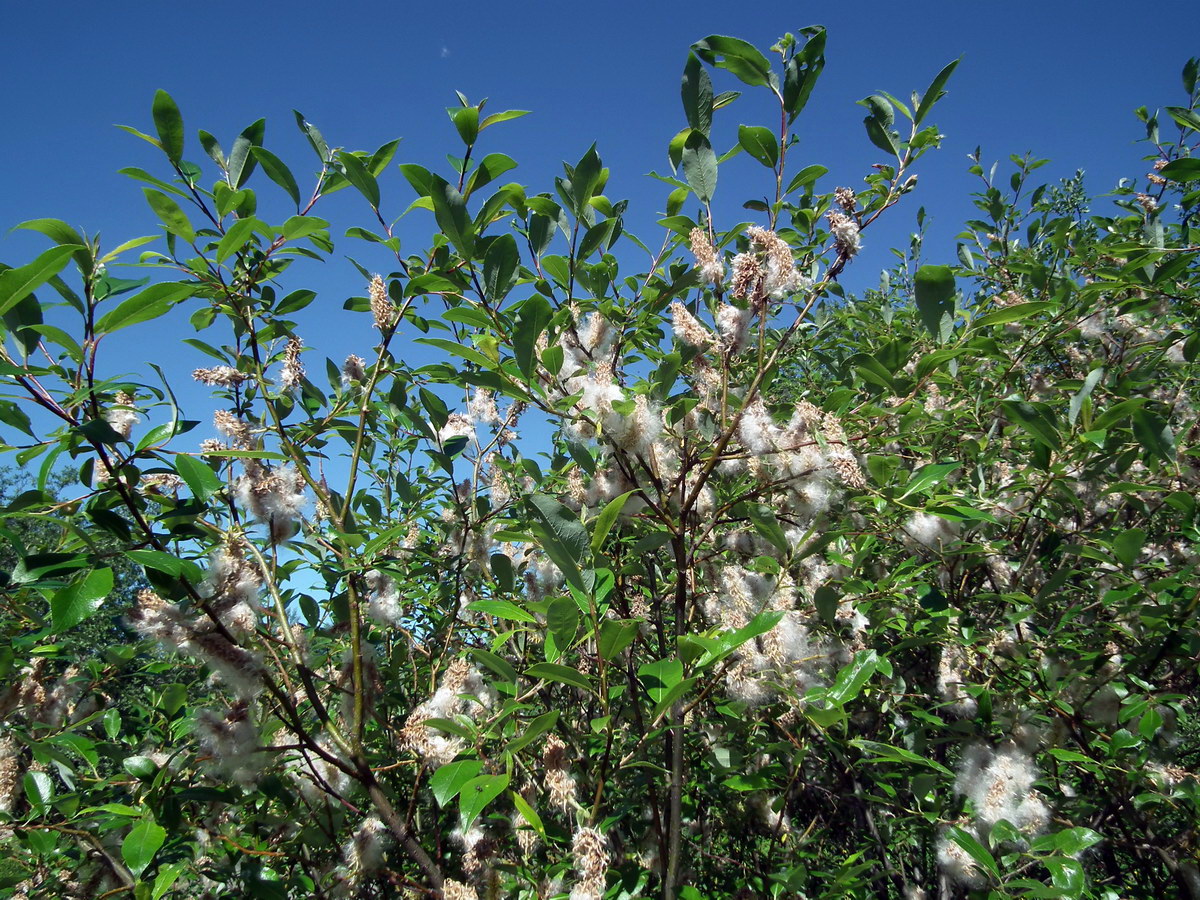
<box><xmin>215</xmin><ymin>216</ymin><xmax>261</xmax><ymax>264</ymax></box>
<box><xmin>483</xmin><ymin>233</ymin><xmax>520</xmax><ymax>300</ymax></box>
<box><xmin>429</xmin><ymin>760</ymin><xmax>483</xmax><ymax>807</ymax></box>
<box><xmin>914</xmin><ymin>58</ymin><xmax>959</xmax><ymax>126</ymax></box>
<box><xmin>681</xmin><ymin>53</ymin><xmax>713</xmax><ymax>135</ymax></box>
<box><xmin>282</xmin><ymin>215</ymin><xmax>329</xmax><ymax>240</ymax></box>
<box><xmin>227</xmin><ymin>118</ymin><xmax>266</xmax><ymax>189</ymax></box>
<box><xmin>459</xmin><ymin>773</ymin><xmax>510</xmax><ymax>830</ymax></box>
<box><xmin>783</xmin><ymin>27</ymin><xmax>826</xmax><ymax>121</ymax></box>
<box><xmin>293</xmin><ymin>110</ymin><xmax>330</xmax><ymax>162</ymax></box>
<box><xmin>174</xmin><ymin>454</ymin><xmax>224</xmax><ymax>501</ymax></box>
<box><xmin>152</xmin><ymin>863</ymin><xmax>187</xmax><ymax>900</ymax></box>
<box><xmin>448</xmin><ymin>105</ymin><xmax>480</xmax><ymax>146</ymax></box>
<box><xmin>1030</xmin><ymin>827</ymin><xmax>1103</xmax><ymax>858</ymax></box>
<box><xmin>913</xmin><ymin>264</ymin><xmax>955</xmax><ymax>339</ymax></box>
<box><xmin>512</xmin><ymin>791</ymin><xmax>545</xmax><ymax>839</ymax></box>
<box><xmin>0</xmin><ymin>245</ymin><xmax>81</xmax><ymax>317</ymax></box>
<box><xmin>95</xmin><ymin>282</ymin><xmax>195</xmax><ymax>334</ymax></box>
<box><xmin>861</xmin><ymin>94</ymin><xmax>899</xmax><ymax>155</ymax></box>
<box><xmin>738</xmin><ymin>124</ymin><xmax>778</xmax><ymax>168</ymax></box>
<box><xmin>827</xmin><ymin>650</ymin><xmax>879</xmax><ymax>705</ymax></box>
<box><xmin>51</xmin><ymin>567</ymin><xmax>114</xmax><ymax>632</ymax></box>
<box><xmin>466</xmin><ymin>599</ymin><xmax>536</xmax><ymax>623</ymax></box>
<box><xmin>480</xmin><ymin>109</ymin><xmax>530</xmax><ymax>130</ymax></box>
<box><xmin>14</xmin><ymin>218</ymin><xmax>92</xmax><ymax>273</ymax></box>
<box><xmin>414</xmin><ymin>338</ymin><xmax>495</xmax><ymax>370</ymax></box>
<box><xmin>639</xmin><ymin>658</ymin><xmax>684</xmax><ymax>704</ymax></box>
<box><xmin>514</xmin><ymin>296</ymin><xmax>552</xmax><ymax>379</ymax></box>
<box><xmin>250</xmin><ymin>146</ymin><xmax>301</xmax><ymax>207</ymax></box>
<box><xmin>151</xmin><ymin>90</ymin><xmax>184</xmax><ymax>163</ymax></box>
<box><xmin>337</xmin><ymin>151</ymin><xmax>381</xmax><ymax>209</ymax></box>
<box><xmin>198</xmin><ymin>130</ymin><xmax>226</xmax><ymax>168</ymax></box>
<box><xmin>528</xmin><ymin>493</ymin><xmax>589</xmax><ymax>591</ymax></box>
<box><xmin>143</xmin><ymin>188</ymin><xmax>195</xmax><ymax>241</ymax></box>
<box><xmin>1068</xmin><ymin>366</ymin><xmax>1103</xmax><ymax>426</ymax></box>
<box><xmin>897</xmin><ymin>461</ymin><xmax>960</xmax><ymax>500</ymax></box>
<box><xmin>1132</xmin><ymin>408</ymin><xmax>1175</xmax><ymax>462</ymax></box>
<box><xmin>682</xmin><ymin>130</ymin><xmax>718</xmax><ymax>203</ymax></box>
<box><xmin>576</xmin><ymin>218</ymin><xmax>615</xmax><ymax>261</ymax></box>
<box><xmin>570</xmin><ymin>144</ymin><xmax>604</xmax><ymax>216</ymax></box>
<box><xmin>505</xmin><ymin>710</ymin><xmax>560</xmax><ymax>754</ymax></box>
<box><xmin>431</xmin><ymin>177</ymin><xmax>475</xmax><ymax>258</ymax></box>
<box><xmin>472</xmin><ymin>648</ymin><xmax>518</xmax><ymax>685</ymax></box>
<box><xmin>547</xmin><ymin>596</ymin><xmax>579</xmax><ymax>649</ymax></box>
<box><xmin>784</xmin><ymin>164</ymin><xmax>828</xmax><ymax>195</ymax></box>
<box><xmin>23</xmin><ymin>771</ymin><xmax>53</xmax><ymax>815</ymax></box>
<box><xmin>590</xmin><ymin>490</ymin><xmax>635</xmax><ymax>552</ymax></box>
<box><xmin>598</xmin><ymin>619</ymin><xmax>639</xmax><ymax>660</ymax></box>
<box><xmin>946</xmin><ymin>825</ymin><xmax>998</xmax><ymax>880</ymax></box>
<box><xmin>850</xmin><ymin>739</ymin><xmax>953</xmax><ymax>776</ymax></box>
<box><xmin>692</xmin><ymin>35</ymin><xmax>773</xmax><ymax>88</ymax></box>
<box><xmin>122</xmin><ymin>819</ymin><xmax>166</xmax><ymax>878</ymax></box>
<box><xmin>697</xmin><ymin>610</ymin><xmax>786</xmax><ymax>668</ymax></box>
<box><xmin>525</xmin><ymin>662</ymin><xmax>592</xmax><ymax>691</ymax></box>
<box><xmin>1000</xmin><ymin>399</ymin><xmax>1062</xmax><ymax>450</ymax></box>
<box><xmin>1160</xmin><ymin>158</ymin><xmax>1200</xmax><ymax>182</ymax></box>
<box><xmin>746</xmin><ymin>503</ymin><xmax>789</xmax><ymax>554</ymax></box>
<box><xmin>971</xmin><ymin>301</ymin><xmax>1053</xmax><ymax>328</ymax></box>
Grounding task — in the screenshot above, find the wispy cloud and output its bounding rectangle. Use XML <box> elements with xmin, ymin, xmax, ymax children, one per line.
<box><xmin>440</xmin><ymin>45</ymin><xmax>450</xmax><ymax>59</ymax></box>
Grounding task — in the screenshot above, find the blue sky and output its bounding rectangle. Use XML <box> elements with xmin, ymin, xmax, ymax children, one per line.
<box><xmin>1</xmin><ymin>1</ymin><xmax>1195</xmax><ymax>453</ymax></box>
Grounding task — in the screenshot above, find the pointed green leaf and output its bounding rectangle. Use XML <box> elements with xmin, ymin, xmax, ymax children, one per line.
<box><xmin>599</xmin><ymin>619</ymin><xmax>639</xmax><ymax>660</ymax></box>
<box><xmin>525</xmin><ymin>662</ymin><xmax>592</xmax><ymax>691</ymax></box>
<box><xmin>681</xmin><ymin>52</ymin><xmax>713</xmax><ymax>135</ymax></box>
<box><xmin>504</xmin><ymin>710</ymin><xmax>560</xmax><ymax>755</ymax></box>
<box><xmin>914</xmin><ymin>58</ymin><xmax>960</xmax><ymax>126</ymax></box>
<box><xmin>898</xmin><ymin>462</ymin><xmax>961</xmax><ymax>500</ymax></box>
<box><xmin>692</xmin><ymin>35</ymin><xmax>773</xmax><ymax>88</ymax></box>
<box><xmin>913</xmin><ymin>265</ymin><xmax>955</xmax><ymax>339</ymax></box>
<box><xmin>227</xmin><ymin>119</ymin><xmax>266</xmax><ymax>189</ymax></box>
<box><xmin>0</xmin><ymin>245</ymin><xmax>81</xmax><ymax>317</ymax></box>
<box><xmin>590</xmin><ymin>490</ymin><xmax>635</xmax><ymax>553</ymax></box>
<box><xmin>483</xmin><ymin>233</ymin><xmax>519</xmax><ymax>300</ymax></box>
<box><xmin>51</xmin><ymin>567</ymin><xmax>113</xmax><ymax>632</ymax></box>
<box><xmin>429</xmin><ymin>760</ymin><xmax>483</xmax><ymax>807</ymax></box>
<box><xmin>215</xmin><ymin>216</ymin><xmax>262</xmax><ymax>264</ymax></box>
<box><xmin>143</xmin><ymin>189</ymin><xmax>195</xmax><ymax>242</ymax></box>
<box><xmin>122</xmin><ymin>819</ymin><xmax>166</xmax><ymax>878</ymax></box>
<box><xmin>151</xmin><ymin>90</ymin><xmax>184</xmax><ymax>163</ymax></box>
<box><xmin>682</xmin><ymin>130</ymin><xmax>717</xmax><ymax>203</ymax></box>
<box><xmin>738</xmin><ymin>125</ymin><xmax>779</xmax><ymax>169</ymax></box>
<box><xmin>337</xmin><ymin>151</ymin><xmax>381</xmax><ymax>209</ymax></box>
<box><xmin>174</xmin><ymin>453</ymin><xmax>224</xmax><ymax>501</ymax></box>
<box><xmin>250</xmin><ymin>146</ymin><xmax>301</xmax><ymax>207</ymax></box>
<box><xmin>95</xmin><ymin>282</ymin><xmax>195</xmax><ymax>334</ymax></box>
<box><xmin>459</xmin><ymin>773</ymin><xmax>510</xmax><ymax>830</ymax></box>
<box><xmin>1000</xmin><ymin>399</ymin><xmax>1062</xmax><ymax>450</ymax></box>
<box><xmin>1068</xmin><ymin>366</ymin><xmax>1104</xmax><ymax>426</ymax></box>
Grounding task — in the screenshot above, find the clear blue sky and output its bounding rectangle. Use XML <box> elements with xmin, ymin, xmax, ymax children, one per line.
<box><xmin>1</xmin><ymin>1</ymin><xmax>1195</xmax><ymax>447</ymax></box>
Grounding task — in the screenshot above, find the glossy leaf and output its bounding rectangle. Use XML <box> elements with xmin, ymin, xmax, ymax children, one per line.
<box><xmin>122</xmin><ymin>819</ymin><xmax>166</xmax><ymax>878</ymax></box>
<box><xmin>0</xmin><ymin>245</ymin><xmax>80</xmax><ymax>317</ymax></box>
<box><xmin>95</xmin><ymin>282</ymin><xmax>195</xmax><ymax>334</ymax></box>
<box><xmin>151</xmin><ymin>89</ymin><xmax>184</xmax><ymax>163</ymax></box>
<box><xmin>682</xmin><ymin>130</ymin><xmax>717</xmax><ymax>203</ymax></box>
<box><xmin>913</xmin><ymin>264</ymin><xmax>955</xmax><ymax>339</ymax></box>
<box><xmin>737</xmin><ymin>125</ymin><xmax>778</xmax><ymax>169</ymax></box>
<box><xmin>459</xmin><ymin>773</ymin><xmax>510</xmax><ymax>830</ymax></box>
<box><xmin>50</xmin><ymin>566</ymin><xmax>114</xmax><ymax>632</ymax></box>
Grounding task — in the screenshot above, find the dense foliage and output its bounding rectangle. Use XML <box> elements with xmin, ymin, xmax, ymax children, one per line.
<box><xmin>1</xmin><ymin>30</ymin><xmax>1198</xmax><ymax>900</ymax></box>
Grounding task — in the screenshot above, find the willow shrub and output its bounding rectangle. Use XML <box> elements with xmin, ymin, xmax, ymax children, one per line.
<box><xmin>1</xmin><ymin>30</ymin><xmax>1199</xmax><ymax>900</ymax></box>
